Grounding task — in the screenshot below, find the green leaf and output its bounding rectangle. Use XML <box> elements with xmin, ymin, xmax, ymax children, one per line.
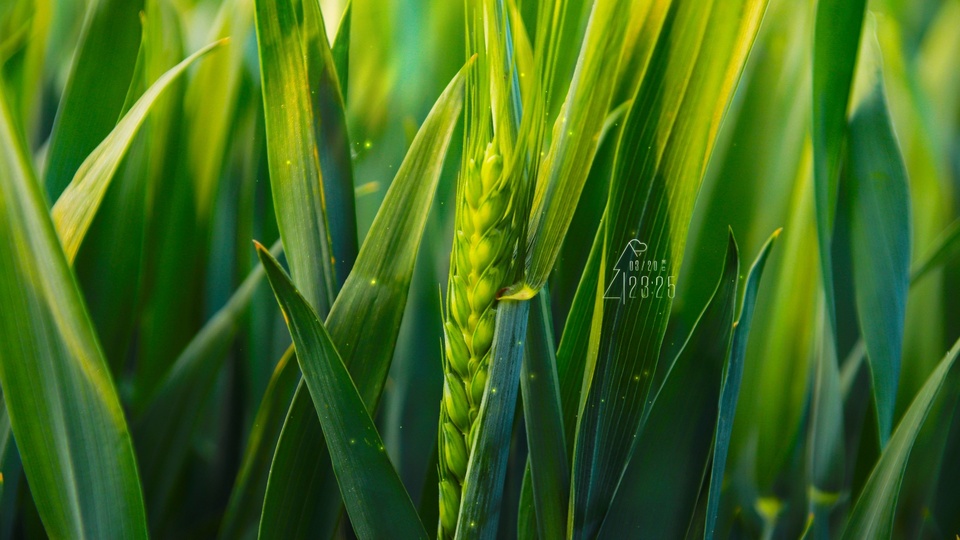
<box><xmin>42</xmin><ymin>0</ymin><xmax>143</xmax><ymax>199</ymax></box>
<box><xmin>845</xmin><ymin>23</ymin><xmax>911</xmax><ymax>444</ymax></box>
<box><xmin>520</xmin><ymin>290</ymin><xmax>569</xmax><ymax>540</ymax></box>
<box><xmin>704</xmin><ymin>229</ymin><xmax>780</xmax><ymax>540</ymax></box>
<box><xmin>256</xmin><ymin>243</ymin><xmax>426</xmax><ymax>539</ymax></box>
<box><xmin>219</xmin><ymin>348</ymin><xmax>299</xmax><ymax>540</ymax></box>
<box><xmin>301</xmin><ymin>0</ymin><xmax>357</xmax><ymax>287</ymax></box>
<box><xmin>133</xmin><ymin>239</ymin><xmax>282</xmax><ymax>523</ymax></box>
<box><xmin>811</xmin><ymin>0</ymin><xmax>865</xmax><ymax>329</ymax></box>
<box><xmin>51</xmin><ymin>39</ymin><xmax>226</xmax><ymax>264</ymax></box>
<box><xmin>598</xmin><ymin>232</ymin><xmax>739</xmax><ymax>538</ymax></box>
<box><xmin>331</xmin><ymin>0</ymin><xmax>351</xmax><ymax>99</ymax></box>
<box><xmin>0</xmin><ymin>77</ymin><xmax>147</xmax><ymax>540</ymax></box>
<box><xmin>456</xmin><ymin>299</ymin><xmax>531</xmax><ymax>539</ymax></box>
<box><xmin>254</xmin><ymin>0</ymin><xmax>336</xmax><ymax>315</ymax></box>
<box><xmin>524</xmin><ymin>0</ymin><xmax>632</xmax><ymax>290</ymax></box>
<box><xmin>258</xmin><ymin>60</ymin><xmax>468</xmax><ymax>539</ymax></box>
<box><xmin>840</xmin><ymin>337</ymin><xmax>960</xmax><ymax>539</ymax></box>
<box><xmin>807</xmin><ymin>0</ymin><xmax>866</xmax><ymax>524</ymax></box>
<box><xmin>569</xmin><ymin>0</ymin><xmax>768</xmax><ymax>535</ymax></box>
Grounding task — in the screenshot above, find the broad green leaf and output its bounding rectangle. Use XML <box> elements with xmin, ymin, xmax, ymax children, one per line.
<box><xmin>256</xmin><ymin>244</ymin><xmax>426</xmax><ymax>539</ymax></box>
<box><xmin>0</xmin><ymin>79</ymin><xmax>147</xmax><ymax>540</ymax></box>
<box><xmin>520</xmin><ymin>289</ymin><xmax>568</xmax><ymax>540</ymax></box>
<box><xmin>570</xmin><ymin>0</ymin><xmax>768</xmax><ymax>535</ymax></box>
<box><xmin>807</xmin><ymin>0</ymin><xmax>866</xmax><ymax>524</ymax></box>
<box><xmin>259</xmin><ymin>60</ymin><xmax>468</xmax><ymax>539</ymax></box>
<box><xmin>301</xmin><ymin>0</ymin><xmax>358</xmax><ymax>286</ymax></box>
<box><xmin>331</xmin><ymin>0</ymin><xmax>351</xmax><ymax>99</ymax></box>
<box><xmin>456</xmin><ymin>299</ymin><xmax>531</xmax><ymax>539</ymax></box>
<box><xmin>845</xmin><ymin>24</ymin><xmax>911</xmax><ymax>444</ymax></box>
<box><xmin>840</xmin><ymin>337</ymin><xmax>960</xmax><ymax>539</ymax></box>
<box><xmin>524</xmin><ymin>0</ymin><xmax>632</xmax><ymax>291</ymax></box>
<box><xmin>598</xmin><ymin>232</ymin><xmax>739</xmax><ymax>538</ymax></box>
<box><xmin>51</xmin><ymin>39</ymin><xmax>225</xmax><ymax>264</ymax></box>
<box><xmin>42</xmin><ymin>0</ymin><xmax>142</xmax><ymax>199</ymax></box>
<box><xmin>133</xmin><ymin>240</ymin><xmax>282</xmax><ymax>522</ymax></box>
<box><xmin>255</xmin><ymin>0</ymin><xmax>335</xmax><ymax>315</ymax></box>
<box><xmin>704</xmin><ymin>229</ymin><xmax>780</xmax><ymax>540</ymax></box>
<box><xmin>219</xmin><ymin>348</ymin><xmax>299</xmax><ymax>540</ymax></box>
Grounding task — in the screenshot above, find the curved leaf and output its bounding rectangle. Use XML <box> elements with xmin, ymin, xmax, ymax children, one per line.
<box><xmin>254</xmin><ymin>0</ymin><xmax>335</xmax><ymax>315</ymax></box>
<box><xmin>704</xmin><ymin>229</ymin><xmax>780</xmax><ymax>540</ymax></box>
<box><xmin>846</xmin><ymin>25</ymin><xmax>911</xmax><ymax>444</ymax></box>
<box><xmin>256</xmin><ymin>244</ymin><xmax>426</xmax><ymax>539</ymax></box>
<box><xmin>0</xmin><ymin>78</ymin><xmax>147</xmax><ymax>540</ymax></box>
<box><xmin>51</xmin><ymin>39</ymin><xmax>226</xmax><ymax>264</ymax></box>
<box><xmin>258</xmin><ymin>59</ymin><xmax>468</xmax><ymax>539</ymax></box>
<box><xmin>840</xmin><ymin>337</ymin><xmax>960</xmax><ymax>539</ymax></box>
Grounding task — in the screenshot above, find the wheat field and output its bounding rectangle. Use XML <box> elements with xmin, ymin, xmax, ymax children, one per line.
<box><xmin>0</xmin><ymin>0</ymin><xmax>959</xmax><ymax>537</ymax></box>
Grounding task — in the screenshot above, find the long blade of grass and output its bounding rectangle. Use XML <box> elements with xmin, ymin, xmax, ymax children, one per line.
<box><xmin>51</xmin><ymin>39</ymin><xmax>226</xmax><ymax>264</ymax></box>
<box><xmin>840</xmin><ymin>337</ymin><xmax>960</xmax><ymax>538</ymax></box>
<box><xmin>807</xmin><ymin>0</ymin><xmax>866</xmax><ymax>524</ymax></box>
<box><xmin>331</xmin><ymin>0</ymin><xmax>351</xmax><ymax>99</ymax></box>
<box><xmin>845</xmin><ymin>22</ymin><xmax>911</xmax><ymax>445</ymax></box>
<box><xmin>455</xmin><ymin>299</ymin><xmax>531</xmax><ymax>539</ymax></box>
<box><xmin>569</xmin><ymin>0</ymin><xmax>767</xmax><ymax>535</ymax></box>
<box><xmin>42</xmin><ymin>0</ymin><xmax>142</xmax><ymax>199</ymax></box>
<box><xmin>0</xmin><ymin>79</ymin><xmax>147</xmax><ymax>540</ymax></box>
<box><xmin>523</xmin><ymin>0</ymin><xmax>631</xmax><ymax>291</ymax></box>
<box><xmin>254</xmin><ymin>0</ymin><xmax>335</xmax><ymax>315</ymax></box>
<box><xmin>256</xmin><ymin>244</ymin><xmax>427</xmax><ymax>539</ymax></box>
<box><xmin>302</xmin><ymin>0</ymin><xmax>358</xmax><ymax>286</ymax></box>
<box><xmin>258</xmin><ymin>61</ymin><xmax>468</xmax><ymax>539</ymax></box>
<box><xmin>598</xmin><ymin>232</ymin><xmax>739</xmax><ymax>538</ymax></box>
<box><xmin>520</xmin><ymin>289</ymin><xmax>568</xmax><ymax>539</ymax></box>
<box><xmin>704</xmin><ymin>229</ymin><xmax>780</xmax><ymax>540</ymax></box>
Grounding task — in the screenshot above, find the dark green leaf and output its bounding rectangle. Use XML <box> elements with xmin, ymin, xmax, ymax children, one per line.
<box><xmin>256</xmin><ymin>244</ymin><xmax>426</xmax><ymax>539</ymax></box>
<box><xmin>845</xmin><ymin>26</ymin><xmax>911</xmax><ymax>444</ymax></box>
<box><xmin>43</xmin><ymin>0</ymin><xmax>143</xmax><ymax>199</ymax></box>
<box><xmin>520</xmin><ymin>289</ymin><xmax>568</xmax><ymax>540</ymax></box>
<box><xmin>704</xmin><ymin>229</ymin><xmax>780</xmax><ymax>540</ymax></box>
<box><xmin>456</xmin><ymin>299</ymin><xmax>531</xmax><ymax>539</ymax></box>
<box><xmin>598</xmin><ymin>232</ymin><xmax>739</xmax><ymax>538</ymax></box>
<box><xmin>258</xmin><ymin>60</ymin><xmax>468</xmax><ymax>539</ymax></box>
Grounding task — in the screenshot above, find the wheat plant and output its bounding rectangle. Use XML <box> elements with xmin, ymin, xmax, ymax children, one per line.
<box><xmin>1</xmin><ymin>0</ymin><xmax>959</xmax><ymax>538</ymax></box>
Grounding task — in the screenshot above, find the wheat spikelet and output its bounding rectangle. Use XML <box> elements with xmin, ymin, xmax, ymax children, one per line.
<box><xmin>437</xmin><ymin>139</ymin><xmax>514</xmax><ymax>538</ymax></box>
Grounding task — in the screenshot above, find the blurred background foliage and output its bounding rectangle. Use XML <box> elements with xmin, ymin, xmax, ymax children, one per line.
<box><xmin>0</xmin><ymin>0</ymin><xmax>959</xmax><ymax>537</ymax></box>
